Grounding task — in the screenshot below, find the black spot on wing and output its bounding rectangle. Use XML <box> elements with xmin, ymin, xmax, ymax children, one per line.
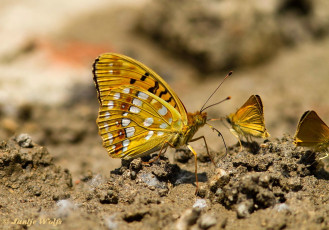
<box><xmin>166</xmin><ymin>97</ymin><xmax>172</xmax><ymax>103</ymax></box>
<box><xmin>92</xmin><ymin>57</ymin><xmax>101</xmax><ymax>104</ymax></box>
<box><xmin>130</xmin><ymin>78</ymin><xmax>136</xmax><ymax>84</ymax></box>
<box><xmin>141</xmin><ymin>72</ymin><xmax>149</xmax><ymax>81</ymax></box>
<box><xmin>159</xmin><ymin>88</ymin><xmax>168</xmax><ymax>98</ymax></box>
<box><xmin>148</xmin><ymin>81</ymin><xmax>159</xmax><ymax>94</ymax></box>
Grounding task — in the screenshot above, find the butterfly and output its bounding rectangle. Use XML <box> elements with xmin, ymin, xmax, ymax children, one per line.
<box><xmin>93</xmin><ymin>53</ymin><xmax>230</xmax><ymax>193</ymax></box>
<box><xmin>226</xmin><ymin>95</ymin><xmax>270</xmax><ymax>150</ymax></box>
<box><xmin>294</xmin><ymin>110</ymin><xmax>329</xmax><ymax>159</ymax></box>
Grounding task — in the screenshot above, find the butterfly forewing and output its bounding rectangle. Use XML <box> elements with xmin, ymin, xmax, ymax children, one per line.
<box><xmin>294</xmin><ymin>110</ymin><xmax>329</xmax><ymax>147</ymax></box>
<box><xmin>93</xmin><ymin>53</ymin><xmax>188</xmax><ymax>122</ymax></box>
<box><xmin>93</xmin><ymin>53</ymin><xmax>187</xmax><ymax>159</ymax></box>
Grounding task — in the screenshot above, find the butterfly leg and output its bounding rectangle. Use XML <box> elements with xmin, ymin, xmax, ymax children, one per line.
<box><xmin>236</xmin><ymin>136</ymin><xmax>243</xmax><ymax>152</ymax></box>
<box><xmin>189</xmin><ymin>136</ymin><xmax>216</xmax><ymax>166</ymax></box>
<box><xmin>187</xmin><ymin>144</ymin><xmax>199</xmax><ymax>195</ymax></box>
<box><xmin>142</xmin><ymin>142</ymin><xmax>169</xmax><ymax>165</ymax></box>
<box><xmin>229</xmin><ymin>128</ymin><xmax>243</xmax><ymax>152</ymax></box>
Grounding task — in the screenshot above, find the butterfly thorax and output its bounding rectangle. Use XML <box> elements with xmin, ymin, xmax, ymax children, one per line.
<box><xmin>172</xmin><ymin>111</ymin><xmax>207</xmax><ymax>147</ymax></box>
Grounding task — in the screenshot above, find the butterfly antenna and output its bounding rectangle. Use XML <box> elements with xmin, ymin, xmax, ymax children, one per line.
<box><xmin>207</xmin><ymin>124</ymin><xmax>228</xmax><ymax>159</ymax></box>
<box><xmin>200</xmin><ymin>71</ymin><xmax>233</xmax><ymax>112</ymax></box>
<box><xmin>202</xmin><ymin>96</ymin><xmax>231</xmax><ymax>112</ymax></box>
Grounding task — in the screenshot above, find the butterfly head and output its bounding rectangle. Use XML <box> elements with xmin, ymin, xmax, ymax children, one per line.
<box><xmin>187</xmin><ymin>111</ymin><xmax>208</xmax><ymax>128</ymax></box>
<box><xmin>226</xmin><ymin>114</ymin><xmax>233</xmax><ymax>125</ymax></box>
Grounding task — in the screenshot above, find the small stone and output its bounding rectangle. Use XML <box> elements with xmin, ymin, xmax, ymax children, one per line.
<box><xmin>208</xmin><ymin>168</ymin><xmax>230</xmax><ymax>192</ymax></box>
<box><xmin>99</xmin><ymin>190</ymin><xmax>119</xmax><ymax>204</ymax></box>
<box><xmin>259</xmin><ymin>174</ymin><xmax>271</xmax><ymax>187</ymax></box>
<box><xmin>196</xmin><ymin>185</ymin><xmax>208</xmax><ymax>198</ymax></box>
<box><xmin>236</xmin><ymin>200</ymin><xmax>253</xmax><ymax>218</ymax></box>
<box><xmin>175</xmin><ymin>208</ymin><xmax>201</xmax><ymax>230</ymax></box>
<box><xmin>274</xmin><ymin>203</ymin><xmax>290</xmax><ymax>212</ymax></box>
<box><xmin>16</xmin><ymin>133</ymin><xmax>33</xmax><ymax>148</ymax></box>
<box><xmin>130</xmin><ymin>171</ymin><xmax>137</xmax><ymax>180</ymax></box>
<box><xmin>198</xmin><ymin>213</ymin><xmax>217</xmax><ymax>229</ymax></box>
<box><xmin>193</xmin><ymin>199</ymin><xmax>207</xmax><ymax>209</ymax></box>
<box><xmin>139</xmin><ymin>173</ymin><xmax>166</xmax><ymax>189</ymax></box>
<box><xmin>130</xmin><ymin>158</ymin><xmax>142</xmax><ymax>171</ymax></box>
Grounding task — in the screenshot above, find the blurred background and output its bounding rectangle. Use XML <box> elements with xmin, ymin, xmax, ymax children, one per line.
<box><xmin>1</xmin><ymin>0</ymin><xmax>329</xmax><ymax>179</ymax></box>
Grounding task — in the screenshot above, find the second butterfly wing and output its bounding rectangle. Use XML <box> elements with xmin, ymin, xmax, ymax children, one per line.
<box><xmin>227</xmin><ymin>95</ymin><xmax>270</xmax><ymax>140</ymax></box>
<box><xmin>294</xmin><ymin>110</ymin><xmax>329</xmax><ymax>149</ymax></box>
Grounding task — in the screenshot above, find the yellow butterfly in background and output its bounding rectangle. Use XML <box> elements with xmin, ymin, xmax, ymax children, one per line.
<box><xmin>294</xmin><ymin>110</ymin><xmax>329</xmax><ymax>158</ymax></box>
<box><xmin>93</xmin><ymin>53</ymin><xmax>230</xmax><ymax>193</ymax></box>
<box><xmin>226</xmin><ymin>95</ymin><xmax>270</xmax><ymax>150</ymax></box>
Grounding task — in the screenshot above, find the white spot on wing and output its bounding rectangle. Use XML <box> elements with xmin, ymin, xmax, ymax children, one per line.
<box><xmin>158</xmin><ymin>105</ymin><xmax>168</xmax><ymax>116</ymax></box>
<box><xmin>122</xmin><ymin>139</ymin><xmax>130</xmax><ymax>152</ymax></box>
<box><xmin>109</xmin><ymin>70</ymin><xmax>113</xmax><ymax>74</ymax></box>
<box><xmin>108</xmin><ymin>133</ymin><xmax>113</xmax><ymax>144</ymax></box>
<box><xmin>113</xmin><ymin>93</ymin><xmax>120</xmax><ymax>100</ymax></box>
<box><xmin>168</xmin><ymin>118</ymin><xmax>172</xmax><ymax>124</ymax></box>
<box><xmin>123</xmin><ymin>139</ymin><xmax>130</xmax><ymax>147</ymax></box>
<box><xmin>122</xmin><ymin>118</ymin><xmax>130</xmax><ymax>127</ymax></box>
<box><xmin>105</xmin><ymin>112</ymin><xmax>111</xmax><ymax>119</ymax></box>
<box><xmin>104</xmin><ymin>123</ymin><xmax>110</xmax><ymax>131</ymax></box>
<box><xmin>123</xmin><ymin>112</ymin><xmax>128</xmax><ymax>116</ymax></box>
<box><xmin>129</xmin><ymin>106</ymin><xmax>141</xmax><ymax>114</ymax></box>
<box><xmin>157</xmin><ymin>131</ymin><xmax>164</xmax><ymax>136</ymax></box>
<box><xmin>125</xmin><ymin>127</ymin><xmax>135</xmax><ymax>138</ymax></box>
<box><xmin>145</xmin><ymin>131</ymin><xmax>154</xmax><ymax>140</ymax></box>
<box><xmin>160</xmin><ymin>123</ymin><xmax>168</xmax><ymax>129</ymax></box>
<box><xmin>133</xmin><ymin>98</ymin><xmax>142</xmax><ymax>106</ymax></box>
<box><xmin>143</xmin><ymin>117</ymin><xmax>154</xmax><ymax>127</ymax></box>
<box><xmin>108</xmin><ymin>101</ymin><xmax>114</xmax><ymax>109</ymax></box>
<box><xmin>123</xmin><ymin>88</ymin><xmax>130</xmax><ymax>94</ymax></box>
<box><xmin>137</xmin><ymin>92</ymin><xmax>149</xmax><ymax>100</ymax></box>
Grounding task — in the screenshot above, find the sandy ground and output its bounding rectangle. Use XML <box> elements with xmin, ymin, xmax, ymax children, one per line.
<box><xmin>1</xmin><ymin>0</ymin><xmax>329</xmax><ymax>229</ymax></box>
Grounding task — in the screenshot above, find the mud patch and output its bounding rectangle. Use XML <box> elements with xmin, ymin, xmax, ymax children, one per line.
<box><xmin>1</xmin><ymin>132</ymin><xmax>329</xmax><ymax>229</ymax></box>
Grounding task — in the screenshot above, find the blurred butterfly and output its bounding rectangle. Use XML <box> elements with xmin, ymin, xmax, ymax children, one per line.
<box><xmin>93</xmin><ymin>53</ymin><xmax>230</xmax><ymax>193</ymax></box>
<box><xmin>294</xmin><ymin>110</ymin><xmax>329</xmax><ymax>159</ymax></box>
<box><xmin>226</xmin><ymin>95</ymin><xmax>270</xmax><ymax>150</ymax></box>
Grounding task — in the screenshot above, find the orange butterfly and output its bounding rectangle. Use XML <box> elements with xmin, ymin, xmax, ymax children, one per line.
<box><xmin>226</xmin><ymin>95</ymin><xmax>270</xmax><ymax>150</ymax></box>
<box><xmin>93</xmin><ymin>53</ymin><xmax>230</xmax><ymax>193</ymax></box>
<box><xmin>294</xmin><ymin>110</ymin><xmax>329</xmax><ymax>159</ymax></box>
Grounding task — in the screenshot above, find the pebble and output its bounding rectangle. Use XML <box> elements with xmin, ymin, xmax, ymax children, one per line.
<box><xmin>208</xmin><ymin>168</ymin><xmax>230</xmax><ymax>192</ymax></box>
<box><xmin>193</xmin><ymin>199</ymin><xmax>207</xmax><ymax>209</ymax></box>
<box><xmin>274</xmin><ymin>203</ymin><xmax>290</xmax><ymax>212</ymax></box>
<box><xmin>198</xmin><ymin>213</ymin><xmax>217</xmax><ymax>229</ymax></box>
<box><xmin>236</xmin><ymin>200</ymin><xmax>253</xmax><ymax>218</ymax></box>
<box><xmin>175</xmin><ymin>208</ymin><xmax>201</xmax><ymax>230</ymax></box>
<box><xmin>16</xmin><ymin>133</ymin><xmax>33</xmax><ymax>148</ymax></box>
<box><xmin>139</xmin><ymin>173</ymin><xmax>166</xmax><ymax>189</ymax></box>
<box><xmin>130</xmin><ymin>158</ymin><xmax>142</xmax><ymax>171</ymax></box>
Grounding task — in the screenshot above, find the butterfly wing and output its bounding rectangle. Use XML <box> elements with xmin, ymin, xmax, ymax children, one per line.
<box><xmin>294</xmin><ymin>110</ymin><xmax>329</xmax><ymax>148</ymax></box>
<box><xmin>93</xmin><ymin>53</ymin><xmax>187</xmax><ymax>159</ymax></box>
<box><xmin>93</xmin><ymin>53</ymin><xmax>188</xmax><ymax>121</ymax></box>
<box><xmin>229</xmin><ymin>95</ymin><xmax>269</xmax><ymax>138</ymax></box>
